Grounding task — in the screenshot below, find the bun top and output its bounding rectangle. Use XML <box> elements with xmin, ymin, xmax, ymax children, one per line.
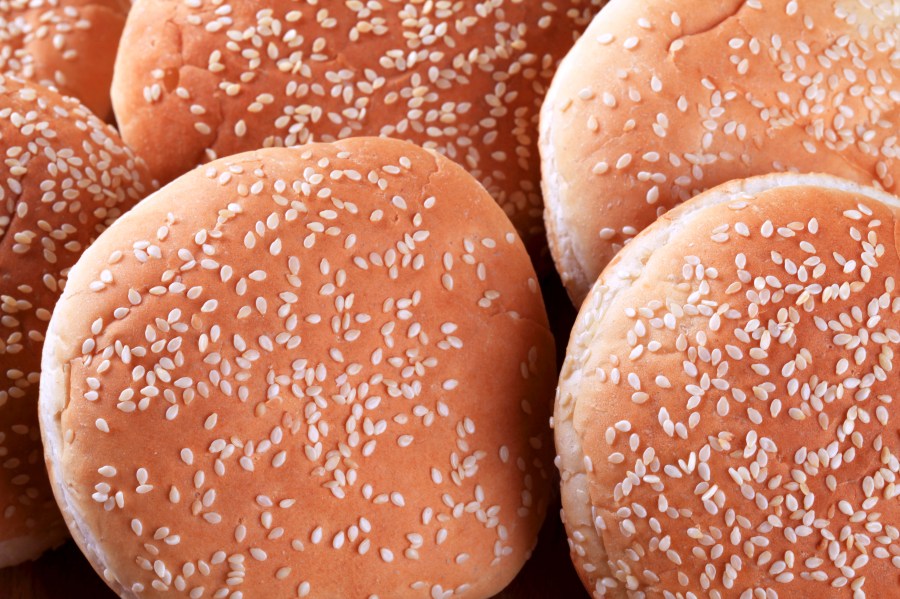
<box><xmin>541</xmin><ymin>0</ymin><xmax>900</xmax><ymax>303</ymax></box>
<box><xmin>554</xmin><ymin>173</ymin><xmax>900</xmax><ymax>597</ymax></box>
<box><xmin>0</xmin><ymin>0</ymin><xmax>131</xmax><ymax>119</ymax></box>
<box><xmin>41</xmin><ymin>138</ymin><xmax>556</xmax><ymax>598</ymax></box>
<box><xmin>0</xmin><ymin>75</ymin><xmax>151</xmax><ymax>566</ymax></box>
<box><xmin>111</xmin><ymin>0</ymin><xmax>606</xmax><ymax>259</ymax></box>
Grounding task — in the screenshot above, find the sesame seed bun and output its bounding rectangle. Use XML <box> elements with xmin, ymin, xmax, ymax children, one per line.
<box><xmin>554</xmin><ymin>172</ymin><xmax>900</xmax><ymax>597</ymax></box>
<box><xmin>0</xmin><ymin>0</ymin><xmax>131</xmax><ymax>120</ymax></box>
<box><xmin>110</xmin><ymin>0</ymin><xmax>606</xmax><ymax>264</ymax></box>
<box><xmin>0</xmin><ymin>75</ymin><xmax>151</xmax><ymax>567</ymax></box>
<box><xmin>541</xmin><ymin>0</ymin><xmax>900</xmax><ymax>304</ymax></box>
<box><xmin>39</xmin><ymin>137</ymin><xmax>556</xmax><ymax>597</ymax></box>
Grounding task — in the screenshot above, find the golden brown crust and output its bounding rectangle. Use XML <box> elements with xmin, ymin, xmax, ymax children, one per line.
<box><xmin>41</xmin><ymin>138</ymin><xmax>556</xmax><ymax>598</ymax></box>
<box><xmin>555</xmin><ymin>173</ymin><xmax>900</xmax><ymax>597</ymax></box>
<box><xmin>0</xmin><ymin>75</ymin><xmax>151</xmax><ymax>567</ymax></box>
<box><xmin>111</xmin><ymin>0</ymin><xmax>607</xmax><ymax>263</ymax></box>
<box><xmin>542</xmin><ymin>0</ymin><xmax>900</xmax><ymax>303</ymax></box>
<box><xmin>0</xmin><ymin>0</ymin><xmax>130</xmax><ymax>119</ymax></box>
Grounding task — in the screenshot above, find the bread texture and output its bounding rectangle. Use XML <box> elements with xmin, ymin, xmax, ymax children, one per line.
<box><xmin>0</xmin><ymin>75</ymin><xmax>151</xmax><ymax>567</ymax></box>
<box><xmin>554</xmin><ymin>173</ymin><xmax>900</xmax><ymax>597</ymax></box>
<box><xmin>541</xmin><ymin>0</ymin><xmax>900</xmax><ymax>303</ymax></box>
<box><xmin>111</xmin><ymin>0</ymin><xmax>607</xmax><ymax>262</ymax></box>
<box><xmin>0</xmin><ymin>0</ymin><xmax>131</xmax><ymax>119</ymax></box>
<box><xmin>40</xmin><ymin>138</ymin><xmax>556</xmax><ymax>598</ymax></box>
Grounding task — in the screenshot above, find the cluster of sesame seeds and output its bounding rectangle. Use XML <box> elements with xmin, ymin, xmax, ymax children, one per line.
<box><xmin>0</xmin><ymin>0</ymin><xmax>127</xmax><ymax>117</ymax></box>
<box><xmin>56</xmin><ymin>141</ymin><xmax>554</xmax><ymax>597</ymax></box>
<box><xmin>545</xmin><ymin>0</ymin><xmax>900</xmax><ymax>300</ymax></box>
<box><xmin>558</xmin><ymin>185</ymin><xmax>900</xmax><ymax>597</ymax></box>
<box><xmin>0</xmin><ymin>75</ymin><xmax>149</xmax><ymax>559</ymax></box>
<box><xmin>119</xmin><ymin>0</ymin><xmax>605</xmax><ymax>255</ymax></box>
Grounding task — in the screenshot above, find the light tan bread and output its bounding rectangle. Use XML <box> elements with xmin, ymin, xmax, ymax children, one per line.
<box><xmin>555</xmin><ymin>173</ymin><xmax>900</xmax><ymax>597</ymax></box>
<box><xmin>111</xmin><ymin>0</ymin><xmax>607</xmax><ymax>262</ymax></box>
<box><xmin>0</xmin><ymin>75</ymin><xmax>151</xmax><ymax>567</ymax></box>
<box><xmin>542</xmin><ymin>0</ymin><xmax>900</xmax><ymax>303</ymax></box>
<box><xmin>40</xmin><ymin>138</ymin><xmax>556</xmax><ymax>598</ymax></box>
<box><xmin>0</xmin><ymin>0</ymin><xmax>131</xmax><ymax>119</ymax></box>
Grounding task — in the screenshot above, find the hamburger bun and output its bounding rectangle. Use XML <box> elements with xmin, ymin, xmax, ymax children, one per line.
<box><xmin>0</xmin><ymin>75</ymin><xmax>152</xmax><ymax>567</ymax></box>
<box><xmin>40</xmin><ymin>137</ymin><xmax>556</xmax><ymax>597</ymax></box>
<box><xmin>111</xmin><ymin>0</ymin><xmax>607</xmax><ymax>262</ymax></box>
<box><xmin>541</xmin><ymin>0</ymin><xmax>900</xmax><ymax>303</ymax></box>
<box><xmin>554</xmin><ymin>173</ymin><xmax>900</xmax><ymax>597</ymax></box>
<box><xmin>0</xmin><ymin>0</ymin><xmax>131</xmax><ymax>120</ymax></box>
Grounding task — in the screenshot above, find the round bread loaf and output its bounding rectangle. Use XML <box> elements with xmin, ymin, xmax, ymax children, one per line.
<box><xmin>40</xmin><ymin>138</ymin><xmax>556</xmax><ymax>598</ymax></box>
<box><xmin>0</xmin><ymin>75</ymin><xmax>151</xmax><ymax>567</ymax></box>
<box><xmin>0</xmin><ymin>0</ymin><xmax>131</xmax><ymax>120</ymax></box>
<box><xmin>555</xmin><ymin>173</ymin><xmax>900</xmax><ymax>597</ymax></box>
<box><xmin>541</xmin><ymin>0</ymin><xmax>900</xmax><ymax>303</ymax></box>
<box><xmin>111</xmin><ymin>0</ymin><xmax>606</xmax><ymax>261</ymax></box>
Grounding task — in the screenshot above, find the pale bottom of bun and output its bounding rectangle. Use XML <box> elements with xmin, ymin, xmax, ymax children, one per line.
<box><xmin>554</xmin><ymin>172</ymin><xmax>900</xmax><ymax>598</ymax></box>
<box><xmin>540</xmin><ymin>68</ymin><xmax>596</xmax><ymax>308</ymax></box>
<box><xmin>0</xmin><ymin>527</ymin><xmax>68</xmax><ymax>569</ymax></box>
<box><xmin>39</xmin><ymin>318</ymin><xmax>132</xmax><ymax>596</ymax></box>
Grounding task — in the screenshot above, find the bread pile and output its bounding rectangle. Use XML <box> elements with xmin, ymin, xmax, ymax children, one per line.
<box><xmin>0</xmin><ymin>0</ymin><xmax>893</xmax><ymax>598</ymax></box>
<box><xmin>541</xmin><ymin>2</ymin><xmax>900</xmax><ymax>596</ymax></box>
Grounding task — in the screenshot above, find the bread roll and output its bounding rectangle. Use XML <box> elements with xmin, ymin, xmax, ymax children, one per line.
<box><xmin>40</xmin><ymin>137</ymin><xmax>556</xmax><ymax>597</ymax></box>
<box><xmin>0</xmin><ymin>75</ymin><xmax>151</xmax><ymax>567</ymax></box>
<box><xmin>541</xmin><ymin>0</ymin><xmax>899</xmax><ymax>303</ymax></box>
<box><xmin>555</xmin><ymin>173</ymin><xmax>900</xmax><ymax>597</ymax></box>
<box><xmin>111</xmin><ymin>0</ymin><xmax>607</xmax><ymax>262</ymax></box>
